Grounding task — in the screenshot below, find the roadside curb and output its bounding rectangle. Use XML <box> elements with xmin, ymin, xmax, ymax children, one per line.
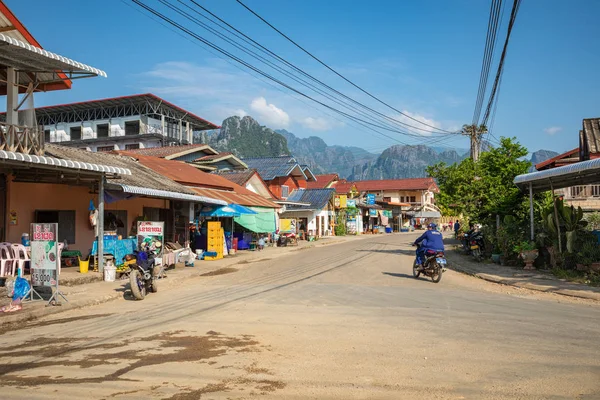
<box><xmin>447</xmin><ymin>251</ymin><xmax>600</xmax><ymax>302</ymax></box>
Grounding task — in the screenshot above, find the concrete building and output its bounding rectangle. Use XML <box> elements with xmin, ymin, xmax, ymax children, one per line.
<box><xmin>30</xmin><ymin>94</ymin><xmax>219</xmax><ymax>152</ymax></box>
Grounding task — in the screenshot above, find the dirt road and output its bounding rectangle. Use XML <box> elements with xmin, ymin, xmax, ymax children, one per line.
<box><xmin>1</xmin><ymin>234</ymin><xmax>599</xmax><ymax>399</ymax></box>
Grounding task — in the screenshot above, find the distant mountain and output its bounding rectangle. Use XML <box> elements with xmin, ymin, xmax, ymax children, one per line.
<box><xmin>349</xmin><ymin>145</ymin><xmax>465</xmax><ymax>180</ymax></box>
<box><xmin>275</xmin><ymin>129</ymin><xmax>378</xmax><ymax>178</ymax></box>
<box><xmin>529</xmin><ymin>149</ymin><xmax>560</xmax><ymax>171</ymax></box>
<box><xmin>196</xmin><ymin>116</ymin><xmax>290</xmax><ymax>157</ymax></box>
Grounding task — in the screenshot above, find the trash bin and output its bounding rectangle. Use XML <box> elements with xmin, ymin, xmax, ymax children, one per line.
<box><xmin>385</xmin><ymin>227</ymin><xmax>393</xmax><ymax>234</ymax></box>
<box><xmin>78</xmin><ymin>257</ymin><xmax>89</xmax><ymax>274</ymax></box>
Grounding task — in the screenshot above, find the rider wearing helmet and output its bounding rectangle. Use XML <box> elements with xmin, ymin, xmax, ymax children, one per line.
<box><xmin>413</xmin><ymin>223</ymin><xmax>445</xmax><ymax>270</ymax></box>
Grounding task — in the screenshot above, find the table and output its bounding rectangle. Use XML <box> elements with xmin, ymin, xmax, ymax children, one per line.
<box><xmin>91</xmin><ymin>238</ymin><xmax>137</xmax><ymax>266</ymax></box>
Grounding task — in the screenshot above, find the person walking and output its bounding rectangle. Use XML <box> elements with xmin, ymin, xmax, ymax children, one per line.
<box><xmin>453</xmin><ymin>220</ymin><xmax>461</xmax><ymax>239</ymax></box>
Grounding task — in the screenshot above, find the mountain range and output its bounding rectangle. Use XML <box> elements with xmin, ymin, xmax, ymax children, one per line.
<box><xmin>196</xmin><ymin>115</ymin><xmax>561</xmax><ymax>179</ymax></box>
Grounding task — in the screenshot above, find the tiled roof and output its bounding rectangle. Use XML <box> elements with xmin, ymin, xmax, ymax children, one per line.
<box><xmin>117</xmin><ymin>151</ymin><xmax>279</xmax><ymax>208</ymax></box>
<box><xmin>213</xmin><ymin>169</ymin><xmax>256</xmax><ymax>186</ymax></box>
<box><xmin>241</xmin><ymin>156</ymin><xmax>304</xmax><ymax>181</ymax></box>
<box><xmin>307</xmin><ymin>173</ymin><xmax>339</xmax><ymax>189</ymax></box>
<box><xmin>332</xmin><ymin>180</ymin><xmax>356</xmax><ymax>194</ymax></box>
<box><xmin>354</xmin><ymin>178</ymin><xmax>438</xmax><ymax>192</ymax></box>
<box><xmin>44</xmin><ymin>145</ymin><xmax>196</xmax><ymax>195</ymax></box>
<box><xmin>124</xmin><ymin>144</ymin><xmax>217</xmax><ymax>159</ymax></box>
<box><xmin>285</xmin><ymin>188</ymin><xmax>335</xmax><ymax>211</ymax></box>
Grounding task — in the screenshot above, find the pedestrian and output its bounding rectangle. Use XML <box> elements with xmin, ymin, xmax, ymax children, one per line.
<box><xmin>453</xmin><ymin>220</ymin><xmax>461</xmax><ymax>239</ymax></box>
<box><xmin>258</xmin><ymin>235</ymin><xmax>265</xmax><ymax>251</ymax></box>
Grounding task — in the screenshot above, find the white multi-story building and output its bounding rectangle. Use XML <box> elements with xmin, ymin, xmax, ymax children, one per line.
<box><xmin>33</xmin><ymin>93</ymin><xmax>219</xmax><ymax>152</ymax></box>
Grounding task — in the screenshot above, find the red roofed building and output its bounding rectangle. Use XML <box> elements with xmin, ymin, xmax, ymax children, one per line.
<box><xmin>307</xmin><ymin>173</ymin><xmax>339</xmax><ymax>189</ymax></box>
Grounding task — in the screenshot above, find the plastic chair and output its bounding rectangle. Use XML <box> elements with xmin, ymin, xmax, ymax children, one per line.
<box><xmin>11</xmin><ymin>243</ymin><xmax>30</xmax><ymax>276</ymax></box>
<box><xmin>0</xmin><ymin>244</ymin><xmax>16</xmax><ymax>277</ymax></box>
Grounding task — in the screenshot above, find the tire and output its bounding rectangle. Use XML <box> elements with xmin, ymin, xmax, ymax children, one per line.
<box><xmin>473</xmin><ymin>248</ymin><xmax>482</xmax><ymax>262</ymax></box>
<box><xmin>431</xmin><ymin>264</ymin><xmax>443</xmax><ymax>283</ymax></box>
<box><xmin>151</xmin><ymin>279</ymin><xmax>158</xmax><ymax>293</ymax></box>
<box><xmin>130</xmin><ymin>269</ymin><xmax>146</xmax><ymax>300</ymax></box>
<box><xmin>412</xmin><ymin>260</ymin><xmax>421</xmax><ymax>278</ymax></box>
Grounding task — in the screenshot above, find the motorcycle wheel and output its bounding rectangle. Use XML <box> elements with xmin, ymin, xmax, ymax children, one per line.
<box><xmin>130</xmin><ymin>269</ymin><xmax>146</xmax><ymax>300</ymax></box>
<box><xmin>151</xmin><ymin>278</ymin><xmax>158</xmax><ymax>293</ymax></box>
<box><xmin>412</xmin><ymin>260</ymin><xmax>421</xmax><ymax>278</ymax></box>
<box><xmin>431</xmin><ymin>264</ymin><xmax>443</xmax><ymax>283</ymax></box>
<box><xmin>473</xmin><ymin>248</ymin><xmax>483</xmax><ymax>262</ymax></box>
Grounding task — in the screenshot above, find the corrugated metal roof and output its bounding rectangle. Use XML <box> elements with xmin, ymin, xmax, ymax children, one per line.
<box><xmin>124</xmin><ymin>144</ymin><xmax>218</xmax><ymax>159</ymax></box>
<box><xmin>285</xmin><ymin>188</ymin><xmax>334</xmax><ymax>211</ymax></box>
<box><xmin>307</xmin><ymin>173</ymin><xmax>339</xmax><ymax>189</ymax></box>
<box><xmin>514</xmin><ymin>157</ymin><xmax>600</xmax><ymax>193</ymax></box>
<box><xmin>213</xmin><ymin>169</ymin><xmax>256</xmax><ymax>186</ymax></box>
<box><xmin>192</xmin><ymin>187</ymin><xmax>279</xmax><ymax>208</ymax></box>
<box><xmin>0</xmin><ymin>149</ymin><xmax>131</xmax><ymax>175</ymax></box>
<box><xmin>116</xmin><ymin>184</ymin><xmax>226</xmax><ymax>205</ymax></box>
<box><xmin>242</xmin><ymin>156</ymin><xmax>311</xmax><ymax>181</ymax></box>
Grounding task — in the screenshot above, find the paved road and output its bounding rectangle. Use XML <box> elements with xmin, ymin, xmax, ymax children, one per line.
<box><xmin>1</xmin><ymin>234</ymin><xmax>599</xmax><ymax>399</ymax></box>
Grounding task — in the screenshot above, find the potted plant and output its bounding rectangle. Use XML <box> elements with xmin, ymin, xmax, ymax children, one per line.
<box><xmin>513</xmin><ymin>241</ymin><xmax>538</xmax><ymax>270</ymax></box>
<box><xmin>576</xmin><ymin>241</ymin><xmax>600</xmax><ymax>272</ymax></box>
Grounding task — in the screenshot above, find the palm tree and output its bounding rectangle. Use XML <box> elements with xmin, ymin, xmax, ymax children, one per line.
<box><xmin>462</xmin><ymin>124</ymin><xmax>488</xmax><ymax>161</ymax></box>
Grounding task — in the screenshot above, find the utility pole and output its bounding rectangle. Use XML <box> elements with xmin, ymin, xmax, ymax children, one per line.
<box><xmin>462</xmin><ymin>124</ymin><xmax>488</xmax><ymax>162</ymax></box>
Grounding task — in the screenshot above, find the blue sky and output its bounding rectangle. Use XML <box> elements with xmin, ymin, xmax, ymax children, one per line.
<box><xmin>6</xmin><ymin>0</ymin><xmax>600</xmax><ymax>154</ymax></box>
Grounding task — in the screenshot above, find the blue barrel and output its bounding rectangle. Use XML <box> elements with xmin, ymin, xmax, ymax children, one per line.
<box><xmin>385</xmin><ymin>227</ymin><xmax>393</xmax><ymax>234</ymax></box>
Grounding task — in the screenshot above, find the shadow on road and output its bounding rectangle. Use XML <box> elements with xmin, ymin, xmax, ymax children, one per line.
<box><xmin>382</xmin><ymin>272</ymin><xmax>415</xmax><ymax>279</ymax></box>
<box><xmin>358</xmin><ymin>248</ymin><xmax>415</xmax><ymax>256</ymax></box>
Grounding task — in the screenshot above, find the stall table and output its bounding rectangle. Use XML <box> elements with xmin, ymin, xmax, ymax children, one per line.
<box><xmin>91</xmin><ymin>238</ymin><xmax>137</xmax><ymax>266</ymax></box>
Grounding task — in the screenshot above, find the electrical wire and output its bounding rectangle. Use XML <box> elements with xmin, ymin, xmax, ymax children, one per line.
<box><xmin>234</xmin><ymin>0</ymin><xmax>458</xmax><ymax>134</ymax></box>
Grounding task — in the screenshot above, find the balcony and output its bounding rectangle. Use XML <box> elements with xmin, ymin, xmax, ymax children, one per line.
<box><xmin>0</xmin><ymin>122</ymin><xmax>44</xmax><ymax>155</ymax></box>
<box><xmin>566</xmin><ymin>185</ymin><xmax>600</xmax><ymax>199</ymax></box>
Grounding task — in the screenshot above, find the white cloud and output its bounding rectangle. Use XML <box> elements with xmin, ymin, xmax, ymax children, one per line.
<box><xmin>395</xmin><ymin>110</ymin><xmax>443</xmax><ymax>136</ymax></box>
<box><xmin>300</xmin><ymin>117</ymin><xmax>339</xmax><ymax>131</ymax></box>
<box><xmin>250</xmin><ymin>97</ymin><xmax>290</xmax><ymax>128</ymax></box>
<box><xmin>233</xmin><ymin>109</ymin><xmax>247</xmax><ymax>117</ymax></box>
<box><xmin>544</xmin><ymin>126</ymin><xmax>562</xmax><ymax>135</ymax></box>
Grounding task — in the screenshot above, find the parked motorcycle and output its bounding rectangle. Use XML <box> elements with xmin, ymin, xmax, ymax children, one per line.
<box><xmin>412</xmin><ymin>244</ymin><xmax>446</xmax><ymax>283</ymax></box>
<box><xmin>125</xmin><ymin>246</ymin><xmax>158</xmax><ymax>300</ymax></box>
<box><xmin>469</xmin><ymin>231</ymin><xmax>485</xmax><ymax>262</ymax></box>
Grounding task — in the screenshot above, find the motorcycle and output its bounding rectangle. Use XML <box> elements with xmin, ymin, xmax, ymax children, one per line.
<box><xmin>412</xmin><ymin>244</ymin><xmax>446</xmax><ymax>283</ymax></box>
<box><xmin>469</xmin><ymin>231</ymin><xmax>485</xmax><ymax>262</ymax></box>
<box><xmin>125</xmin><ymin>245</ymin><xmax>158</xmax><ymax>300</ymax></box>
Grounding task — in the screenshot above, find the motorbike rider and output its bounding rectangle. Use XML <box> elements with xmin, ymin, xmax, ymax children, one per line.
<box><xmin>413</xmin><ymin>223</ymin><xmax>445</xmax><ymax>270</ymax></box>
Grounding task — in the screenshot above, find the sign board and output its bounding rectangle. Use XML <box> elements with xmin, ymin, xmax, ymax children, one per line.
<box><xmin>137</xmin><ymin>221</ymin><xmax>164</xmax><ymax>266</ymax></box>
<box><xmin>366</xmin><ymin>194</ymin><xmax>376</xmax><ymax>205</ymax></box>
<box><xmin>383</xmin><ymin>210</ymin><xmax>393</xmax><ymax>218</ymax></box>
<box><xmin>339</xmin><ymin>195</ymin><xmax>347</xmax><ymax>208</ymax></box>
<box><xmin>346</xmin><ymin>199</ymin><xmax>356</xmax><ymax>208</ymax></box>
<box><xmin>30</xmin><ymin>223</ymin><xmax>58</xmax><ymax>287</ymax></box>
<box><xmin>369</xmin><ymin>209</ymin><xmax>377</xmax><ymax>217</ymax></box>
<box><xmin>280</xmin><ymin>218</ymin><xmax>297</xmax><ymax>233</ymax></box>
<box><xmin>334</xmin><ymin>196</ymin><xmax>340</xmax><ymax>208</ymax></box>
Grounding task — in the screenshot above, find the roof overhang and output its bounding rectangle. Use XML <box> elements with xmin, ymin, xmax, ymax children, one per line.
<box><xmin>406</xmin><ymin>211</ymin><xmax>441</xmax><ymax>218</ymax></box>
<box><xmin>301</xmin><ymin>166</ymin><xmax>317</xmax><ymax>182</ymax></box>
<box><xmin>0</xmin><ymin>149</ymin><xmax>131</xmax><ymax>175</ymax></box>
<box><xmin>111</xmin><ymin>184</ymin><xmax>226</xmax><ymax>205</ymax></box>
<box><xmin>0</xmin><ymin>33</ymin><xmax>106</xmax><ymax>95</ymax></box>
<box><xmin>275</xmin><ymin>200</ymin><xmax>311</xmax><ymax>206</ymax></box>
<box><xmin>514</xmin><ymin>157</ymin><xmax>600</xmax><ymax>194</ymax></box>
<box><xmin>165</xmin><ymin>144</ymin><xmax>218</xmax><ymax>160</ymax></box>
<box><xmin>286</xmin><ymin>164</ymin><xmax>308</xmax><ymax>180</ymax></box>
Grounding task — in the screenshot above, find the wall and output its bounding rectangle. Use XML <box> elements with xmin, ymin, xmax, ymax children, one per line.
<box><xmin>268</xmin><ymin>176</ymin><xmax>306</xmax><ymax>199</ymax></box>
<box><xmin>280</xmin><ymin>208</ymin><xmax>331</xmax><ymax>236</ymax></box>
<box><xmin>6</xmin><ymin>177</ymin><xmax>168</xmax><ymax>252</ymax></box>
<box><xmin>46</xmin><ymin>116</ymin><xmax>147</xmax><ymax>143</ymax></box>
<box><xmin>246</xmin><ymin>175</ymin><xmax>274</xmax><ymax>199</ymax></box>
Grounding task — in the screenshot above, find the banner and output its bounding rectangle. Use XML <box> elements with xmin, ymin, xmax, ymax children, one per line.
<box><xmin>366</xmin><ymin>194</ymin><xmax>376</xmax><ymax>205</ymax></box>
<box><xmin>30</xmin><ymin>223</ymin><xmax>58</xmax><ymax>287</ymax></box>
<box><xmin>346</xmin><ymin>199</ymin><xmax>356</xmax><ymax>208</ymax></box>
<box><xmin>369</xmin><ymin>209</ymin><xmax>377</xmax><ymax>217</ymax></box>
<box><xmin>137</xmin><ymin>221</ymin><xmax>164</xmax><ymax>266</ymax></box>
<box><xmin>279</xmin><ymin>218</ymin><xmax>296</xmax><ymax>233</ymax></box>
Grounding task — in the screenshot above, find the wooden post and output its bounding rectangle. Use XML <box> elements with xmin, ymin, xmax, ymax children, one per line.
<box><xmin>98</xmin><ymin>176</ymin><xmax>105</xmax><ymax>273</ymax></box>
<box><xmin>529</xmin><ymin>183</ymin><xmax>534</xmax><ymax>241</ymax></box>
<box><xmin>550</xmin><ymin>181</ymin><xmax>562</xmax><ymax>254</ymax></box>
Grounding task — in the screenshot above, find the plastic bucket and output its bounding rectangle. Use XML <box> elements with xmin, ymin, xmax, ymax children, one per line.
<box><xmin>104</xmin><ymin>266</ymin><xmax>116</xmax><ymax>282</ymax></box>
<box><xmin>78</xmin><ymin>257</ymin><xmax>89</xmax><ymax>274</ymax></box>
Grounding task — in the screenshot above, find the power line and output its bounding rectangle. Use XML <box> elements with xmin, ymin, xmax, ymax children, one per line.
<box><xmin>178</xmin><ymin>0</ymin><xmax>455</xmax><ymax>137</ymax></box>
<box><xmin>234</xmin><ymin>0</ymin><xmax>458</xmax><ymax>135</ymax></box>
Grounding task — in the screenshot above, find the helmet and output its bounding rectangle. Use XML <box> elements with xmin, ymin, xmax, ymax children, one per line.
<box><xmin>428</xmin><ymin>223</ymin><xmax>437</xmax><ymax>229</ymax></box>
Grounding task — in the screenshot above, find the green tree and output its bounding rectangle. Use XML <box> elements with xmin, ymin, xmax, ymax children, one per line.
<box><xmin>427</xmin><ymin>137</ymin><xmax>531</xmax><ymax>225</ymax></box>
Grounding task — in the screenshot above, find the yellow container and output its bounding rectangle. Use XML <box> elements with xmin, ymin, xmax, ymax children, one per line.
<box><xmin>78</xmin><ymin>257</ymin><xmax>89</xmax><ymax>274</ymax></box>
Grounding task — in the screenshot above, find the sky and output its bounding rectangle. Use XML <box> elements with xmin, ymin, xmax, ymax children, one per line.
<box><xmin>5</xmin><ymin>0</ymin><xmax>600</xmax><ymax>155</ymax></box>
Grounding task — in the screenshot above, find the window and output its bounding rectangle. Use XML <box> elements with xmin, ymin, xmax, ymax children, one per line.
<box><xmin>97</xmin><ymin>123</ymin><xmax>109</xmax><ymax>138</ymax></box>
<box><xmin>281</xmin><ymin>185</ymin><xmax>290</xmax><ymax>198</ymax></box>
<box><xmin>70</xmin><ymin>126</ymin><xmax>82</xmax><ymax>140</ymax></box>
<box><xmin>125</xmin><ymin>120</ymin><xmax>140</xmax><ymax>136</ymax></box>
<box><xmin>125</xmin><ymin>143</ymin><xmax>140</xmax><ymax>150</ymax></box>
<box><xmin>44</xmin><ymin>129</ymin><xmax>51</xmax><ymax>142</ymax></box>
<box><xmin>383</xmin><ymin>197</ymin><xmax>392</xmax><ymax>202</ymax></box>
<box><xmin>104</xmin><ymin>210</ymin><xmax>127</xmax><ymax>239</ymax></box>
<box><xmin>34</xmin><ymin>210</ymin><xmax>76</xmax><ymax>245</ymax></box>
<box><xmin>97</xmin><ymin>145</ymin><xmax>114</xmax><ymax>152</ymax></box>
<box><xmin>410</xmin><ymin>196</ymin><xmax>417</xmax><ymax>203</ymax></box>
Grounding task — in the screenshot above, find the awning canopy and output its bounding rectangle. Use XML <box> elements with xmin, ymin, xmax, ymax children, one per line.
<box><xmin>0</xmin><ymin>149</ymin><xmax>131</xmax><ymax>175</ymax></box>
<box><xmin>113</xmin><ymin>184</ymin><xmax>226</xmax><ymax>205</ymax></box>
<box><xmin>406</xmin><ymin>211</ymin><xmax>441</xmax><ymax>218</ymax></box>
<box><xmin>235</xmin><ymin>208</ymin><xmax>276</xmax><ymax>233</ymax></box>
<box><xmin>514</xmin><ymin>157</ymin><xmax>600</xmax><ymax>193</ymax></box>
<box><xmin>199</xmin><ymin>204</ymin><xmax>257</xmax><ymax>217</ymax></box>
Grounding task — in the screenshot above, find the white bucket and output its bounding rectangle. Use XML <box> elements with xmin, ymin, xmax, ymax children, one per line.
<box><xmin>104</xmin><ymin>266</ymin><xmax>116</xmax><ymax>282</ymax></box>
<box><xmin>195</xmin><ymin>249</ymin><xmax>203</xmax><ymax>259</ymax></box>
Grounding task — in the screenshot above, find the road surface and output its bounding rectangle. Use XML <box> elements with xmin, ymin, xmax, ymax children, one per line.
<box><xmin>1</xmin><ymin>233</ymin><xmax>599</xmax><ymax>399</ymax></box>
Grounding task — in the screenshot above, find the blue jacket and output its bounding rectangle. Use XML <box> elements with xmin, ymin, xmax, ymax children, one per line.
<box><xmin>414</xmin><ymin>230</ymin><xmax>445</xmax><ymax>251</ymax></box>
<box><xmin>454</xmin><ymin>222</ymin><xmax>460</xmax><ymax>232</ymax></box>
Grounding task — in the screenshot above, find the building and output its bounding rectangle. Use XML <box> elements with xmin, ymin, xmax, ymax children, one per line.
<box><xmin>26</xmin><ymin>93</ymin><xmax>220</xmax><ymax>152</ymax></box>
<box><xmin>281</xmin><ymin>188</ymin><xmax>335</xmax><ymax>237</ymax></box>
<box><xmin>124</xmin><ymin>144</ymin><xmax>247</xmax><ymax>172</ymax></box>
<box><xmin>307</xmin><ymin>173</ymin><xmax>339</xmax><ymax>189</ymax></box>
<box><xmin>214</xmin><ymin>169</ymin><xmax>276</xmax><ymax>200</ymax></box>
<box><xmin>354</xmin><ymin>178</ymin><xmax>439</xmax><ymax>210</ymax></box>
<box><xmin>535</xmin><ymin>118</ymin><xmax>600</xmax><ymax>211</ymax></box>
<box><xmin>242</xmin><ymin>156</ymin><xmax>317</xmax><ymax>201</ymax></box>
